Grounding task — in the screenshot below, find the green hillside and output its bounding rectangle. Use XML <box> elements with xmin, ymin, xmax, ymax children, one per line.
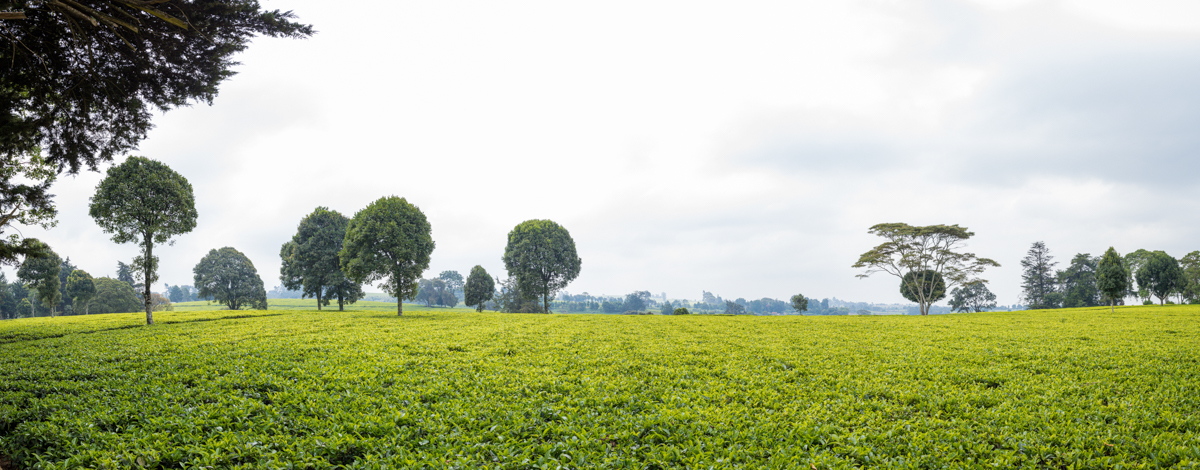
<box><xmin>1</xmin><ymin>306</ymin><xmax>1197</xmax><ymax>468</ymax></box>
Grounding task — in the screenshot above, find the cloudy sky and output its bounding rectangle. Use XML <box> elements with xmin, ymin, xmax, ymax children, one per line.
<box><xmin>9</xmin><ymin>0</ymin><xmax>1200</xmax><ymax>305</ymax></box>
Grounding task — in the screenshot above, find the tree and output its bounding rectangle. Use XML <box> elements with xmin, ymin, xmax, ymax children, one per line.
<box><xmin>502</xmin><ymin>219</ymin><xmax>582</xmax><ymax>314</ymax></box>
<box><xmin>116</xmin><ymin>261</ymin><xmax>137</xmax><ymax>290</ymax></box>
<box><xmin>149</xmin><ymin>293</ymin><xmax>172</xmax><ymax>312</ymax></box>
<box><xmin>464</xmin><ymin>265</ymin><xmax>495</xmax><ymax>312</ymax></box>
<box><xmin>723</xmin><ymin>300</ymin><xmax>746</xmax><ymax>315</ymax></box>
<box><xmin>790</xmin><ymin>294</ymin><xmax>809</xmax><ymax>314</ymax></box>
<box><xmin>947</xmin><ymin>281</ymin><xmax>997</xmax><ymax>313</ymax></box>
<box><xmin>1058</xmin><ymin>253</ymin><xmax>1100</xmax><ymax>308</ymax></box>
<box><xmin>900</xmin><ymin>270</ymin><xmax>946</xmax><ymax>305</ymax></box>
<box><xmin>1123</xmin><ymin>249</ymin><xmax>1154</xmax><ymax>302</ymax></box>
<box><xmin>0</xmin><ymin>273</ymin><xmax>17</xmax><ymax>319</ymax></box>
<box><xmin>1179</xmin><ymin>251</ymin><xmax>1200</xmax><ymax>304</ymax></box>
<box><xmin>280</xmin><ymin>207</ymin><xmax>357</xmax><ymax>311</ymax></box>
<box><xmin>17</xmin><ymin>243</ymin><xmax>61</xmax><ymax>316</ymax></box>
<box><xmin>324</xmin><ymin>277</ymin><xmax>365</xmax><ymax>311</ymax></box>
<box><xmin>1135</xmin><ymin>252</ymin><xmax>1185</xmax><ymax>306</ymax></box>
<box><xmin>193</xmin><ymin>247</ymin><xmax>268</xmax><ymax>310</ymax></box>
<box><xmin>439</xmin><ymin>270</ymin><xmax>464</xmax><ymax>303</ymax></box>
<box><xmin>56</xmin><ymin>256</ymin><xmax>77</xmax><ymax>313</ymax></box>
<box><xmin>1096</xmin><ymin>247</ymin><xmax>1129</xmax><ymax>312</ymax></box>
<box><xmin>660</xmin><ymin>301</ymin><xmax>674</xmax><ymax>315</ymax></box>
<box><xmin>65</xmin><ymin>270</ymin><xmax>96</xmax><ymax>315</ymax></box>
<box><xmin>416</xmin><ymin>278</ymin><xmax>448</xmax><ymax>307</ymax></box>
<box><xmin>340</xmin><ymin>196</ymin><xmax>435</xmax><ymax>316</ymax></box>
<box><xmin>90</xmin><ymin>157</ymin><xmax>197</xmax><ymax>324</ymax></box>
<box><xmin>622</xmin><ymin>291</ymin><xmax>651</xmax><ymax>312</ymax></box>
<box><xmin>0</xmin><ymin>153</ymin><xmax>57</xmax><ymax>266</ymax></box>
<box><xmin>0</xmin><ymin>2</ymin><xmax>312</xmax><ymax>263</ymax></box>
<box><xmin>90</xmin><ymin>277</ymin><xmax>143</xmax><ymax>314</ymax></box>
<box><xmin>853</xmin><ymin>224</ymin><xmax>998</xmax><ymax>316</ymax></box>
<box><xmin>496</xmin><ymin>276</ymin><xmax>542</xmax><ymax>313</ymax></box>
<box><xmin>1020</xmin><ymin>241</ymin><xmax>1057</xmax><ymax>309</ymax></box>
<box><xmin>673</xmin><ymin>307</ymin><xmax>690</xmax><ymax>315</ymax></box>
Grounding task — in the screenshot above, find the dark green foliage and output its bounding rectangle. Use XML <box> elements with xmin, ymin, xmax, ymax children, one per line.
<box><xmin>439</xmin><ymin>271</ymin><xmax>464</xmax><ymax>303</ymax></box>
<box><xmin>280</xmin><ymin>207</ymin><xmax>361</xmax><ymax>311</ymax></box>
<box><xmin>1020</xmin><ymin>241</ymin><xmax>1057</xmax><ymax>309</ymax></box>
<box><xmin>853</xmin><ymin>223</ymin><xmax>998</xmax><ymax>316</ymax></box>
<box><xmin>0</xmin><ymin>273</ymin><xmax>17</xmax><ymax>319</ymax></box>
<box><xmin>1177</xmin><ymin>251</ymin><xmax>1200</xmax><ymax>304</ymax></box>
<box><xmin>948</xmin><ymin>281</ymin><xmax>997</xmax><ymax>313</ymax></box>
<box><xmin>0</xmin><ymin>154</ymin><xmax>57</xmax><ymax>266</ymax></box>
<box><xmin>1097</xmin><ymin>247</ymin><xmax>1129</xmax><ymax>312</ymax></box>
<box><xmin>790</xmin><ymin>294</ymin><xmax>808</xmax><ymax>314</ymax></box>
<box><xmin>503</xmin><ymin>219</ymin><xmax>582</xmax><ymax>314</ymax></box>
<box><xmin>672</xmin><ymin>307</ymin><xmax>690</xmax><ymax>315</ymax></box>
<box><xmin>900</xmin><ymin>270</ymin><xmax>945</xmax><ymax>304</ymax></box>
<box><xmin>1058</xmin><ymin>254</ymin><xmax>1100</xmax><ymax>308</ymax></box>
<box><xmin>622</xmin><ymin>291</ymin><xmax>651</xmax><ymax>312</ymax></box>
<box><xmin>464</xmin><ymin>266</ymin><xmax>494</xmax><ymax>312</ymax></box>
<box><xmin>496</xmin><ymin>277</ymin><xmax>542</xmax><ymax>313</ymax></box>
<box><xmin>56</xmin><ymin>257</ymin><xmax>77</xmax><ymax>313</ymax></box>
<box><xmin>16</xmin><ymin>243</ymin><xmax>61</xmax><ymax>315</ymax></box>
<box><xmin>723</xmin><ymin>300</ymin><xmax>746</xmax><ymax>315</ymax></box>
<box><xmin>416</xmin><ymin>279</ymin><xmax>454</xmax><ymax>307</ymax></box>
<box><xmin>90</xmin><ymin>156</ymin><xmax>197</xmax><ymax>324</ymax></box>
<box><xmin>339</xmin><ymin>196</ymin><xmax>435</xmax><ymax>316</ymax></box>
<box><xmin>116</xmin><ymin>261</ymin><xmax>137</xmax><ymax>290</ymax></box>
<box><xmin>193</xmin><ymin>247</ymin><xmax>268</xmax><ymax>310</ymax></box>
<box><xmin>0</xmin><ymin>2</ymin><xmax>311</xmax><ymax>269</ymax></box>
<box><xmin>65</xmin><ymin>270</ymin><xmax>96</xmax><ymax>315</ymax></box>
<box><xmin>1135</xmin><ymin>252</ymin><xmax>1185</xmax><ymax>305</ymax></box>
<box><xmin>167</xmin><ymin>285</ymin><xmax>198</xmax><ymax>303</ymax></box>
<box><xmin>1123</xmin><ymin>249</ymin><xmax>1154</xmax><ymax>302</ymax></box>
<box><xmin>660</xmin><ymin>301</ymin><xmax>674</xmax><ymax>315</ymax></box>
<box><xmin>89</xmin><ymin>277</ymin><xmax>142</xmax><ymax>314</ymax></box>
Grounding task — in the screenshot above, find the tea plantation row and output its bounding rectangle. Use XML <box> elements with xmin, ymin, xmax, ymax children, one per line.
<box><xmin>0</xmin><ymin>306</ymin><xmax>1197</xmax><ymax>468</ymax></box>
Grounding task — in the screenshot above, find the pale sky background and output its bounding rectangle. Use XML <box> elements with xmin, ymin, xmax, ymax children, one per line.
<box><xmin>8</xmin><ymin>0</ymin><xmax>1200</xmax><ymax>305</ymax></box>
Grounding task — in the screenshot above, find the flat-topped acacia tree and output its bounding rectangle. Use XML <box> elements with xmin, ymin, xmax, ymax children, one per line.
<box><xmin>503</xmin><ymin>219</ymin><xmax>581</xmax><ymax>314</ymax></box>
<box><xmin>89</xmin><ymin>157</ymin><xmax>196</xmax><ymax>324</ymax></box>
<box><xmin>853</xmin><ymin>223</ymin><xmax>998</xmax><ymax>316</ymax></box>
<box><xmin>339</xmin><ymin>196</ymin><xmax>434</xmax><ymax>316</ymax></box>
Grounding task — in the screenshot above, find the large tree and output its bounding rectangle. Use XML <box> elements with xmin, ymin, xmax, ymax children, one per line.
<box><xmin>439</xmin><ymin>270</ymin><xmax>464</xmax><ymax>304</ymax></box>
<box><xmin>280</xmin><ymin>207</ymin><xmax>360</xmax><ymax>311</ymax></box>
<box><xmin>0</xmin><ymin>153</ymin><xmax>57</xmax><ymax>266</ymax></box>
<box><xmin>463</xmin><ymin>265</ymin><xmax>494</xmax><ymax>312</ymax></box>
<box><xmin>948</xmin><ymin>281</ymin><xmax>997</xmax><ymax>313</ymax></box>
<box><xmin>1096</xmin><ymin>247</ymin><xmax>1129</xmax><ymax>312</ymax></box>
<box><xmin>502</xmin><ymin>219</ymin><xmax>582</xmax><ymax>314</ymax></box>
<box><xmin>790</xmin><ymin>294</ymin><xmax>808</xmax><ymax>314</ymax></box>
<box><xmin>16</xmin><ymin>242</ymin><xmax>61</xmax><ymax>316</ymax></box>
<box><xmin>1058</xmin><ymin>253</ymin><xmax>1100</xmax><ymax>308</ymax></box>
<box><xmin>1135</xmin><ymin>251</ymin><xmax>1184</xmax><ymax>306</ymax></box>
<box><xmin>339</xmin><ymin>196</ymin><xmax>435</xmax><ymax>316</ymax></box>
<box><xmin>1123</xmin><ymin>249</ymin><xmax>1154</xmax><ymax>303</ymax></box>
<box><xmin>852</xmin><ymin>223</ymin><xmax>999</xmax><ymax>316</ymax></box>
<box><xmin>89</xmin><ymin>277</ymin><xmax>143</xmax><ymax>314</ymax></box>
<box><xmin>0</xmin><ymin>1</ymin><xmax>312</xmax><ymax>263</ymax></box>
<box><xmin>193</xmin><ymin>247</ymin><xmax>268</xmax><ymax>310</ymax></box>
<box><xmin>89</xmin><ymin>156</ymin><xmax>196</xmax><ymax>324</ymax></box>
<box><xmin>1179</xmin><ymin>251</ymin><xmax>1200</xmax><ymax>304</ymax></box>
<box><xmin>1019</xmin><ymin>241</ymin><xmax>1057</xmax><ymax>309</ymax></box>
<box><xmin>65</xmin><ymin>269</ymin><xmax>96</xmax><ymax>315</ymax></box>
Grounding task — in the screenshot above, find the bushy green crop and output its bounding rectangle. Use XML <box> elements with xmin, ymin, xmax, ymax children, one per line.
<box><xmin>1</xmin><ymin>306</ymin><xmax>1198</xmax><ymax>468</ymax></box>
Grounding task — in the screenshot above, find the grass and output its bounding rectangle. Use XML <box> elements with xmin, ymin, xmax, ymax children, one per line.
<box><xmin>0</xmin><ymin>305</ymin><xmax>1198</xmax><ymax>468</ymax></box>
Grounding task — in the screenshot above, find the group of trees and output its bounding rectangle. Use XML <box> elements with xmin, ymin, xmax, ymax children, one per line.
<box><xmin>0</xmin><ymin>252</ymin><xmax>153</xmax><ymax>320</ymax></box>
<box><xmin>1021</xmin><ymin>242</ymin><xmax>1199</xmax><ymax>310</ymax></box>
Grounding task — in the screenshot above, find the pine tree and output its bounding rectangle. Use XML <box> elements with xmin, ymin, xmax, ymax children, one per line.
<box><xmin>1096</xmin><ymin>247</ymin><xmax>1129</xmax><ymax>313</ymax></box>
<box><xmin>1020</xmin><ymin>241</ymin><xmax>1057</xmax><ymax>309</ymax></box>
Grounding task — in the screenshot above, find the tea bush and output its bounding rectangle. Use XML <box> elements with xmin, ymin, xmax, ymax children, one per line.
<box><xmin>1</xmin><ymin>306</ymin><xmax>1197</xmax><ymax>468</ymax></box>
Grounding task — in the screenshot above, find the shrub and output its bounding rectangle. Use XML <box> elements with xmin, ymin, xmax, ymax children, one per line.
<box><xmin>673</xmin><ymin>307</ymin><xmax>690</xmax><ymax>315</ymax></box>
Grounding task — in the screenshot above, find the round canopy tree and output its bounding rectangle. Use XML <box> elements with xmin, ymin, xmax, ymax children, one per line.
<box><xmin>502</xmin><ymin>220</ymin><xmax>581</xmax><ymax>314</ymax></box>
<box><xmin>280</xmin><ymin>207</ymin><xmax>362</xmax><ymax>311</ymax></box>
<box><xmin>790</xmin><ymin>294</ymin><xmax>809</xmax><ymax>314</ymax></box>
<box><xmin>89</xmin><ymin>157</ymin><xmax>196</xmax><ymax>324</ymax></box>
<box><xmin>339</xmin><ymin>196</ymin><xmax>434</xmax><ymax>316</ymax></box>
<box><xmin>1135</xmin><ymin>251</ymin><xmax>1185</xmax><ymax>306</ymax></box>
<box><xmin>193</xmin><ymin>247</ymin><xmax>268</xmax><ymax>311</ymax></box>
<box><xmin>1096</xmin><ymin>247</ymin><xmax>1129</xmax><ymax>312</ymax></box>
<box><xmin>900</xmin><ymin>270</ymin><xmax>947</xmax><ymax>305</ymax></box>
<box><xmin>65</xmin><ymin>269</ymin><xmax>97</xmax><ymax>315</ymax></box>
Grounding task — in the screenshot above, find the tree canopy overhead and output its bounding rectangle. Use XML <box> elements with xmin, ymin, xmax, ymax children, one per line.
<box><xmin>852</xmin><ymin>223</ymin><xmax>998</xmax><ymax>316</ymax></box>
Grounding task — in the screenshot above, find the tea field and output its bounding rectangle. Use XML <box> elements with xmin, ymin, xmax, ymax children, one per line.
<box><xmin>0</xmin><ymin>306</ymin><xmax>1197</xmax><ymax>469</ymax></box>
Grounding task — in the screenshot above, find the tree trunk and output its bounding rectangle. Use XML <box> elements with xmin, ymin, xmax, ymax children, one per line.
<box><xmin>1110</xmin><ymin>298</ymin><xmax>1114</xmax><ymax>313</ymax></box>
<box><xmin>316</xmin><ymin>286</ymin><xmax>322</xmax><ymax>310</ymax></box>
<box><xmin>144</xmin><ymin>237</ymin><xmax>154</xmax><ymax>325</ymax></box>
<box><xmin>338</xmin><ymin>291</ymin><xmax>344</xmax><ymax>311</ymax></box>
<box><xmin>397</xmin><ymin>298</ymin><xmax>403</xmax><ymax>316</ymax></box>
<box><xmin>543</xmin><ymin>291</ymin><xmax>549</xmax><ymax>314</ymax></box>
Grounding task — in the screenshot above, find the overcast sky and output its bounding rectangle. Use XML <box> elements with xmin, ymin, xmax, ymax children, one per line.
<box><xmin>9</xmin><ymin>0</ymin><xmax>1200</xmax><ymax>305</ymax></box>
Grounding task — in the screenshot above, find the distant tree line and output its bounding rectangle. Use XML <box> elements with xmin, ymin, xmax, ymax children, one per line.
<box><xmin>1020</xmin><ymin>242</ymin><xmax>1200</xmax><ymax>309</ymax></box>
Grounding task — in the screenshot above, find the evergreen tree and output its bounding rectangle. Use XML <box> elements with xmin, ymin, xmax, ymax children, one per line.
<box><xmin>463</xmin><ymin>266</ymin><xmax>495</xmax><ymax>312</ymax></box>
<box><xmin>339</xmin><ymin>196</ymin><xmax>435</xmax><ymax>316</ymax></box>
<box><xmin>17</xmin><ymin>244</ymin><xmax>62</xmax><ymax>316</ymax></box>
<box><xmin>1096</xmin><ymin>247</ymin><xmax>1129</xmax><ymax>312</ymax></box>
<box><xmin>280</xmin><ymin>207</ymin><xmax>361</xmax><ymax>311</ymax></box>
<box><xmin>1058</xmin><ymin>254</ymin><xmax>1100</xmax><ymax>308</ymax></box>
<box><xmin>193</xmin><ymin>247</ymin><xmax>268</xmax><ymax>310</ymax></box>
<box><xmin>502</xmin><ymin>220</ymin><xmax>582</xmax><ymax>314</ymax></box>
<box><xmin>1020</xmin><ymin>241</ymin><xmax>1057</xmax><ymax>309</ymax></box>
